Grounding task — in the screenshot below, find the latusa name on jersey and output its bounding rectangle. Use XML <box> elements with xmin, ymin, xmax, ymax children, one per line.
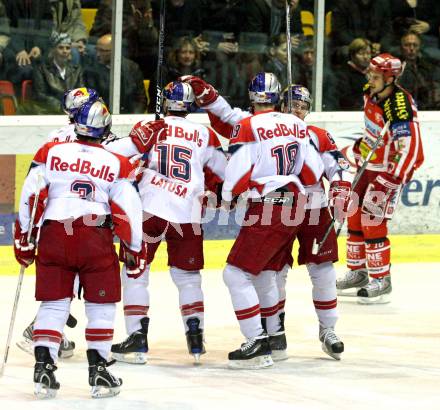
<box><xmin>150</xmin><ymin>174</ymin><xmax>188</xmax><ymax>198</ymax></box>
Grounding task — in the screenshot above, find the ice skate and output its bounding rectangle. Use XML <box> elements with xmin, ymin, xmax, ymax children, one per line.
<box><xmin>357</xmin><ymin>275</ymin><xmax>392</xmax><ymax>304</ymax></box>
<box><xmin>185</xmin><ymin>317</ymin><xmax>206</xmax><ymax>363</ymax></box>
<box><xmin>269</xmin><ymin>331</ymin><xmax>288</xmax><ymax>361</ymax></box>
<box><xmin>17</xmin><ymin>321</ymin><xmax>75</xmax><ymax>359</ymax></box>
<box><xmin>33</xmin><ymin>346</ymin><xmax>60</xmax><ymax>399</ymax></box>
<box><xmin>59</xmin><ymin>334</ymin><xmax>75</xmax><ymax>359</ymax></box>
<box><xmin>111</xmin><ymin>317</ymin><xmax>149</xmax><ymax>364</ymax></box>
<box><xmin>228</xmin><ymin>333</ymin><xmax>273</xmax><ymax>369</ymax></box>
<box><xmin>336</xmin><ymin>269</ymin><xmax>369</xmax><ymax>296</ymax></box>
<box><xmin>319</xmin><ymin>327</ymin><xmax>344</xmax><ymax>360</ymax></box>
<box><xmin>16</xmin><ymin>320</ymin><xmax>34</xmax><ymax>355</ymax></box>
<box><xmin>87</xmin><ymin>349</ymin><xmax>122</xmax><ymax>399</ymax></box>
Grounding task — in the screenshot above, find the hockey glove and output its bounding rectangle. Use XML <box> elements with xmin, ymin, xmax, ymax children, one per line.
<box><xmin>179</xmin><ymin>75</ymin><xmax>218</xmax><ymax>107</ymax></box>
<box><xmin>119</xmin><ymin>241</ymin><xmax>147</xmax><ymax>279</ymax></box>
<box><xmin>329</xmin><ymin>180</ymin><xmax>352</xmax><ymax>223</ymax></box>
<box><xmin>129</xmin><ymin>119</ymin><xmax>167</xmax><ymax>154</ymax></box>
<box><xmin>13</xmin><ymin>220</ymin><xmax>38</xmax><ymax>267</ymax></box>
<box><xmin>362</xmin><ymin>173</ymin><xmax>402</xmax><ymax>219</ymax></box>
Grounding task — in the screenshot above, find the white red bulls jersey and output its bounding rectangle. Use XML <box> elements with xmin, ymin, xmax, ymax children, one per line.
<box><xmin>137</xmin><ymin>115</ymin><xmax>227</xmax><ymax>223</ymax></box>
<box><xmin>18</xmin><ymin>141</ymin><xmax>143</xmax><ymax>251</ymax></box>
<box><xmin>222</xmin><ymin>110</ymin><xmax>324</xmax><ymax>201</ymax></box>
<box><xmin>361</xmin><ymin>85</ymin><xmax>424</xmax><ymax>182</ymax></box>
<box><xmin>47</xmin><ymin>123</ymin><xmax>77</xmax><ymax>143</ymax></box>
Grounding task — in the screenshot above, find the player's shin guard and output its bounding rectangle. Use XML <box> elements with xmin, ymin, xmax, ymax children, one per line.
<box><xmin>307</xmin><ymin>263</ymin><xmax>343</xmax><ymax>359</ymax></box>
<box><xmin>253</xmin><ymin>270</ymin><xmax>286</xmax><ymax>361</ymax></box>
<box><xmin>223</xmin><ymin>264</ymin><xmax>264</xmax><ymax>339</ymax></box>
<box><xmin>85</xmin><ymin>302</ymin><xmax>116</xmax><ymax>361</ymax></box>
<box><xmin>33</xmin><ymin>298</ymin><xmax>71</xmax><ymax>362</ymax></box>
<box><xmin>122</xmin><ymin>264</ymin><xmax>150</xmax><ymax>335</ymax></box>
<box><xmin>170</xmin><ymin>267</ymin><xmax>205</xmax><ymax>360</ymax></box>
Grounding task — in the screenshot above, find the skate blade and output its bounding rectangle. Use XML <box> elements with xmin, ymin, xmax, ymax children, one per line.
<box><xmin>228</xmin><ymin>354</ymin><xmax>273</xmax><ymax>370</ymax></box>
<box><xmin>357</xmin><ymin>293</ymin><xmax>391</xmax><ymax>305</ymax></box>
<box><xmin>111</xmin><ymin>351</ymin><xmax>147</xmax><ymax>364</ymax></box>
<box><xmin>59</xmin><ymin>349</ymin><xmax>74</xmax><ymax>359</ymax></box>
<box><xmin>16</xmin><ymin>340</ymin><xmax>33</xmax><ymax>356</ymax></box>
<box><xmin>321</xmin><ymin>343</ymin><xmax>341</xmax><ymax>361</ymax></box>
<box><xmin>336</xmin><ymin>287</ymin><xmax>363</xmax><ymax>297</ymax></box>
<box><xmin>34</xmin><ymin>383</ymin><xmax>57</xmax><ymax>399</ymax></box>
<box><xmin>91</xmin><ymin>385</ymin><xmax>121</xmax><ymax>399</ymax></box>
<box><xmin>271</xmin><ymin>349</ymin><xmax>288</xmax><ymax>362</ymax></box>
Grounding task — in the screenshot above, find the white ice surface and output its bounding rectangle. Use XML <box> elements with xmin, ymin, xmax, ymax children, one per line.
<box><xmin>0</xmin><ymin>263</ymin><xmax>439</xmax><ymax>410</ymax></box>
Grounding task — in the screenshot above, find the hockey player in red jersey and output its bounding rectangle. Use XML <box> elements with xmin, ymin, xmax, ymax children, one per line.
<box><xmin>181</xmin><ymin>75</ymin><xmax>350</xmax><ymax>360</ymax></box>
<box><xmin>336</xmin><ymin>53</ymin><xmax>424</xmax><ymax>304</ymax></box>
<box><xmin>277</xmin><ymin>84</ymin><xmax>351</xmax><ymax>360</ymax></box>
<box><xmin>111</xmin><ymin>81</ymin><xmax>227</xmax><ymax>364</ymax></box>
<box><xmin>14</xmin><ymin>100</ymin><xmax>145</xmax><ymax>399</ymax></box>
<box><xmin>218</xmin><ymin>72</ymin><xmax>328</xmax><ymax>369</ymax></box>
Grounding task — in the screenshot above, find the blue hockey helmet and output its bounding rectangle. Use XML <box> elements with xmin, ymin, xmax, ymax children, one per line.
<box><xmin>281</xmin><ymin>84</ymin><xmax>312</xmax><ymax>112</ymax></box>
<box><xmin>62</xmin><ymin>87</ymin><xmax>99</xmax><ymax>119</ymax></box>
<box><xmin>163</xmin><ymin>81</ymin><xmax>196</xmax><ymax>112</ymax></box>
<box><xmin>74</xmin><ymin>100</ymin><xmax>112</xmax><ymax>139</ymax></box>
<box><xmin>248</xmin><ymin>72</ymin><xmax>281</xmax><ymax>104</ymax></box>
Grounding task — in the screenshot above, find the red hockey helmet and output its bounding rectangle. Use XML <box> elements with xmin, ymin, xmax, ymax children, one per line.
<box><xmin>369</xmin><ymin>53</ymin><xmax>403</xmax><ymax>80</ymax></box>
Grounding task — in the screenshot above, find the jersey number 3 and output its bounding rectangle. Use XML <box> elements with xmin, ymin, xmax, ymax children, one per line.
<box><xmin>155</xmin><ymin>144</ymin><xmax>192</xmax><ymax>182</ymax></box>
<box><xmin>271</xmin><ymin>142</ymin><xmax>299</xmax><ymax>175</ymax></box>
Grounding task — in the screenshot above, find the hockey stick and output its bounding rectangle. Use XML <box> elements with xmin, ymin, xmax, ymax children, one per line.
<box><xmin>311</xmin><ymin>120</ymin><xmax>391</xmax><ymax>255</ymax></box>
<box><xmin>155</xmin><ymin>0</ymin><xmax>166</xmax><ymax>120</ymax></box>
<box><xmin>0</xmin><ymin>174</ymin><xmax>43</xmax><ymax>377</ymax></box>
<box><xmin>285</xmin><ymin>0</ymin><xmax>293</xmax><ymax>112</ymax></box>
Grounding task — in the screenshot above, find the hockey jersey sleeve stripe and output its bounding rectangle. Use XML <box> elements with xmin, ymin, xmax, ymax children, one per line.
<box><xmin>110</xmin><ymin>152</ymin><xmax>135</xmax><ymax>179</ymax></box>
<box><xmin>208</xmin><ymin>111</ymin><xmax>234</xmax><ymax>139</ymax></box>
<box><xmin>231</xmin><ymin>168</ymin><xmax>253</xmax><ymax>196</ymax></box>
<box><xmin>33</xmin><ymin>141</ymin><xmax>59</xmax><ymax>164</ymax></box>
<box><xmin>110</xmin><ymin>199</ymin><xmax>133</xmax><ymax>245</ymax></box>
<box><xmin>299</xmin><ymin>163</ymin><xmax>319</xmax><ymax>186</ymax></box>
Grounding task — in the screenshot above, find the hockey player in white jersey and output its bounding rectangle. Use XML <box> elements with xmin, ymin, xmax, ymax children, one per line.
<box><xmin>17</xmin><ymin>87</ymin><xmax>101</xmax><ymax>360</ymax></box>
<box><xmin>111</xmin><ymin>81</ymin><xmax>227</xmax><ymax>364</ymax></box>
<box><xmin>181</xmin><ymin>76</ymin><xmax>351</xmax><ymax>361</ymax></box>
<box><xmin>217</xmin><ymin>72</ymin><xmax>326</xmax><ymax>369</ymax></box>
<box><xmin>13</xmin><ymin>100</ymin><xmax>145</xmax><ymax>399</ymax></box>
<box><xmin>276</xmin><ymin>85</ymin><xmax>352</xmax><ymax>360</ymax></box>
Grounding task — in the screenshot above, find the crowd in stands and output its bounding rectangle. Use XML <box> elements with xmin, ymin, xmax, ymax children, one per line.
<box><xmin>0</xmin><ymin>0</ymin><xmax>439</xmax><ymax>115</ymax></box>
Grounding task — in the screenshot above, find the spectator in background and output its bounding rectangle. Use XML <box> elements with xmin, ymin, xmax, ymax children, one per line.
<box><xmin>336</xmin><ymin>38</ymin><xmax>371</xmax><ymax>110</ymax></box>
<box><xmin>331</xmin><ymin>0</ymin><xmax>393</xmax><ymax>63</ymax></box>
<box><xmin>294</xmin><ymin>37</ymin><xmax>337</xmax><ymax>110</ymax></box>
<box><xmin>51</xmin><ymin>0</ymin><xmax>88</xmax><ymax>55</ymax></box>
<box><xmin>165</xmin><ymin>36</ymin><xmax>204</xmax><ymax>83</ymax></box>
<box><xmin>397</xmin><ymin>31</ymin><xmax>440</xmax><ymax>109</ymax></box>
<box><xmin>263</xmin><ymin>33</ymin><xmax>297</xmax><ymax>89</ymax></box>
<box><xmin>245</xmin><ymin>0</ymin><xmax>302</xmax><ymax>40</ymax></box>
<box><xmin>31</xmin><ymin>33</ymin><xmax>83</xmax><ymax>114</ymax></box>
<box><xmin>164</xmin><ymin>0</ymin><xmax>203</xmax><ymax>42</ymax></box>
<box><xmin>3</xmin><ymin>0</ymin><xmax>53</xmax><ymax>91</ymax></box>
<box><xmin>84</xmin><ymin>33</ymin><xmax>147</xmax><ymax>114</ymax></box>
<box><xmin>90</xmin><ymin>0</ymin><xmax>158</xmax><ymax>79</ymax></box>
<box><xmin>199</xmin><ymin>0</ymin><xmax>246</xmax><ymax>36</ymax></box>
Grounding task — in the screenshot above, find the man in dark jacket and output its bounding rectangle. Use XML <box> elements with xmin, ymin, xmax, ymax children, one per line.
<box><xmin>331</xmin><ymin>0</ymin><xmax>393</xmax><ymax>62</ymax></box>
<box><xmin>32</xmin><ymin>32</ymin><xmax>83</xmax><ymax>113</ymax></box>
<box><xmin>84</xmin><ymin>33</ymin><xmax>147</xmax><ymax>114</ymax></box>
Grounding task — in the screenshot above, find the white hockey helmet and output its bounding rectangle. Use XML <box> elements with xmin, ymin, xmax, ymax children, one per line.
<box><xmin>74</xmin><ymin>100</ymin><xmax>112</xmax><ymax>139</ymax></box>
